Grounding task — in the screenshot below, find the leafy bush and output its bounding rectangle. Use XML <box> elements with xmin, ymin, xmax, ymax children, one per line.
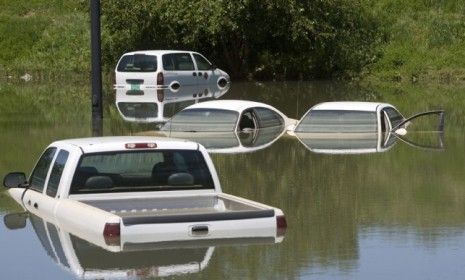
<box><xmin>102</xmin><ymin>0</ymin><xmax>383</xmax><ymax>80</ymax></box>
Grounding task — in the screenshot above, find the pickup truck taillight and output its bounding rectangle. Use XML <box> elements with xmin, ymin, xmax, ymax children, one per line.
<box><xmin>276</xmin><ymin>215</ymin><xmax>287</xmax><ymax>237</ymax></box>
<box><xmin>157</xmin><ymin>72</ymin><xmax>164</xmax><ymax>85</ymax></box>
<box><xmin>103</xmin><ymin>222</ymin><xmax>121</xmax><ymax>245</ymax></box>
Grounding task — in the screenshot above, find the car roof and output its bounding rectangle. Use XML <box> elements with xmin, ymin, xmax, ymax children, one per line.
<box><xmin>183</xmin><ymin>100</ymin><xmax>280</xmax><ymax>113</ymax></box>
<box><xmin>311</xmin><ymin>101</ymin><xmax>393</xmax><ymax>112</ymax></box>
<box><xmin>122</xmin><ymin>50</ymin><xmax>196</xmax><ymax>56</ymax></box>
<box><xmin>50</xmin><ymin>136</ymin><xmax>199</xmax><ymax>154</ymax></box>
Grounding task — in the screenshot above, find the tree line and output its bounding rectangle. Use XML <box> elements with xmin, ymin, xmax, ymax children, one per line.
<box><xmin>102</xmin><ymin>0</ymin><xmax>383</xmax><ymax>80</ymax></box>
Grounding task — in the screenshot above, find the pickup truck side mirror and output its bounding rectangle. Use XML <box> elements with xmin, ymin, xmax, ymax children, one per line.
<box><xmin>3</xmin><ymin>172</ymin><xmax>28</xmax><ymax>189</ymax></box>
<box><xmin>4</xmin><ymin>213</ymin><xmax>28</xmax><ymax>230</ymax></box>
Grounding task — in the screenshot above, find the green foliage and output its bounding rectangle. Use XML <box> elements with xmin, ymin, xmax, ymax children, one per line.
<box><xmin>0</xmin><ymin>0</ymin><xmax>89</xmax><ymax>76</ymax></box>
<box><xmin>102</xmin><ymin>0</ymin><xmax>383</xmax><ymax>79</ymax></box>
<box><xmin>364</xmin><ymin>0</ymin><xmax>465</xmax><ymax>84</ymax></box>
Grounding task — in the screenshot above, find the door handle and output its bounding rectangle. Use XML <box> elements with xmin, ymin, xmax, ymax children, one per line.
<box><xmin>33</xmin><ymin>202</ymin><xmax>38</xmax><ymax>209</ymax></box>
<box><xmin>192</xmin><ymin>72</ymin><xmax>197</xmax><ymax>76</ymax></box>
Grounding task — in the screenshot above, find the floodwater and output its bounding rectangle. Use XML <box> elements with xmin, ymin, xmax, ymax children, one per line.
<box><xmin>1</xmin><ymin>80</ymin><xmax>465</xmax><ymax>279</ymax></box>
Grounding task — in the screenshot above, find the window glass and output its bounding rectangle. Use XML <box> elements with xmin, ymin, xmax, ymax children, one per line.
<box><xmin>30</xmin><ymin>148</ymin><xmax>57</xmax><ymax>193</ymax></box>
<box><xmin>162</xmin><ymin>53</ymin><xmax>195</xmax><ymax>71</ymax></box>
<box><xmin>193</xmin><ymin>53</ymin><xmax>212</xmax><ymax>70</ymax></box>
<box><xmin>117</xmin><ymin>103</ymin><xmax>158</xmax><ymax>119</ymax></box>
<box><xmin>46</xmin><ymin>150</ymin><xmax>69</xmax><ymax>197</ymax></box>
<box><xmin>384</xmin><ymin>107</ymin><xmax>404</xmax><ymax>129</ymax></box>
<box><xmin>295</xmin><ymin>110</ymin><xmax>377</xmax><ymax>133</ymax></box>
<box><xmin>162</xmin><ymin>109</ymin><xmax>239</xmax><ymax>132</ymax></box>
<box><xmin>117</xmin><ymin>54</ymin><xmax>158</xmax><ymax>72</ymax></box>
<box><xmin>70</xmin><ymin>150</ymin><xmax>214</xmax><ymax>194</ymax></box>
<box><xmin>253</xmin><ymin>107</ymin><xmax>284</xmax><ymax>128</ymax></box>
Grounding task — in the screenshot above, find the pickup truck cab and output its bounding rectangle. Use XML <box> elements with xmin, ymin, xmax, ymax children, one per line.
<box><xmin>115</xmin><ymin>50</ymin><xmax>230</xmax><ymax>91</ymax></box>
<box><xmin>3</xmin><ymin>137</ymin><xmax>286</xmax><ymax>245</ymax></box>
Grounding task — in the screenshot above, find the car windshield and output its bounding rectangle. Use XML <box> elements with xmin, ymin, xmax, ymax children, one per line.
<box><xmin>162</xmin><ymin>109</ymin><xmax>239</xmax><ymax>132</ymax></box>
<box><xmin>295</xmin><ymin>110</ymin><xmax>378</xmax><ymax>133</ymax></box>
<box><xmin>117</xmin><ymin>54</ymin><xmax>158</xmax><ymax>72</ymax></box>
<box><xmin>70</xmin><ymin>150</ymin><xmax>214</xmax><ymax>194</ymax></box>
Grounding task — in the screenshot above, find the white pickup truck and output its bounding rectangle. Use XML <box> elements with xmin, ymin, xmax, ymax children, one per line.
<box><xmin>3</xmin><ymin>136</ymin><xmax>286</xmax><ymax>246</ymax></box>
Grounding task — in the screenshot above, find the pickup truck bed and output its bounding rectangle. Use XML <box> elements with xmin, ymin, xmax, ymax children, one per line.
<box><xmin>81</xmin><ymin>194</ymin><xmax>275</xmax><ymax>226</ymax></box>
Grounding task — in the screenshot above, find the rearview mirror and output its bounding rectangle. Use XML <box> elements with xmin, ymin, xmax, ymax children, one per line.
<box><xmin>3</xmin><ymin>172</ymin><xmax>28</xmax><ymax>189</ymax></box>
<box><xmin>3</xmin><ymin>213</ymin><xmax>28</xmax><ymax>230</ymax></box>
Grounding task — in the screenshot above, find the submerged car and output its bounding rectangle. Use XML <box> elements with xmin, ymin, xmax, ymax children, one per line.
<box><xmin>115</xmin><ymin>50</ymin><xmax>230</xmax><ymax>91</ymax></box>
<box><xmin>161</xmin><ymin>100</ymin><xmax>296</xmax><ymax>133</ymax></box>
<box><xmin>292</xmin><ymin>101</ymin><xmax>445</xmax><ymax>154</ymax></box>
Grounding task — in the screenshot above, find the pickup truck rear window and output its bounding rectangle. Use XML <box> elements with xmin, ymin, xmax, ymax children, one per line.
<box><xmin>70</xmin><ymin>150</ymin><xmax>214</xmax><ymax>194</ymax></box>
<box><xmin>117</xmin><ymin>54</ymin><xmax>158</xmax><ymax>72</ymax></box>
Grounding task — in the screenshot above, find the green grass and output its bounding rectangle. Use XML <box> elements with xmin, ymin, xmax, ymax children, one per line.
<box><xmin>363</xmin><ymin>0</ymin><xmax>465</xmax><ymax>85</ymax></box>
<box><xmin>0</xmin><ymin>0</ymin><xmax>89</xmax><ymax>77</ymax></box>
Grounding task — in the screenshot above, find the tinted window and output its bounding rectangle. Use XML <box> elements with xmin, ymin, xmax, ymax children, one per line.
<box><xmin>117</xmin><ymin>103</ymin><xmax>158</xmax><ymax>119</ymax></box>
<box><xmin>254</xmin><ymin>107</ymin><xmax>284</xmax><ymax>128</ymax></box>
<box><xmin>295</xmin><ymin>110</ymin><xmax>377</xmax><ymax>133</ymax></box>
<box><xmin>30</xmin><ymin>148</ymin><xmax>57</xmax><ymax>193</ymax></box>
<box><xmin>117</xmin><ymin>54</ymin><xmax>157</xmax><ymax>72</ymax></box>
<box><xmin>384</xmin><ymin>107</ymin><xmax>404</xmax><ymax>128</ymax></box>
<box><xmin>162</xmin><ymin>109</ymin><xmax>239</xmax><ymax>132</ymax></box>
<box><xmin>162</xmin><ymin>53</ymin><xmax>195</xmax><ymax>71</ymax></box>
<box><xmin>193</xmin><ymin>53</ymin><xmax>212</xmax><ymax>70</ymax></box>
<box><xmin>70</xmin><ymin>150</ymin><xmax>214</xmax><ymax>194</ymax></box>
<box><xmin>46</xmin><ymin>150</ymin><xmax>69</xmax><ymax>197</ymax></box>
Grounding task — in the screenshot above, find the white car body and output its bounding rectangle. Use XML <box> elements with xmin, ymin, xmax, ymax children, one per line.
<box><xmin>5</xmin><ymin>137</ymin><xmax>286</xmax><ymax>246</ymax></box>
<box><xmin>114</xmin><ymin>50</ymin><xmax>230</xmax><ymax>91</ymax></box>
<box><xmin>162</xmin><ymin>99</ymin><xmax>297</xmax><ymax>133</ymax></box>
<box><xmin>292</xmin><ymin>101</ymin><xmax>405</xmax><ymax>154</ymax></box>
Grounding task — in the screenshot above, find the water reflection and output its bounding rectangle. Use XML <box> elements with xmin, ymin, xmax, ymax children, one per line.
<box><xmin>4</xmin><ymin>211</ymin><xmax>281</xmax><ymax>279</ymax></box>
<box><xmin>115</xmin><ymin>83</ymin><xmax>229</xmax><ymax>123</ymax></box>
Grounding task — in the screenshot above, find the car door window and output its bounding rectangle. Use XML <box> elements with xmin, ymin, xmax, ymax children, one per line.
<box><xmin>253</xmin><ymin>107</ymin><xmax>284</xmax><ymax>128</ymax></box>
<box><xmin>193</xmin><ymin>53</ymin><xmax>212</xmax><ymax>70</ymax></box>
<box><xmin>162</xmin><ymin>53</ymin><xmax>195</xmax><ymax>71</ymax></box>
<box><xmin>30</xmin><ymin>148</ymin><xmax>57</xmax><ymax>193</ymax></box>
<box><xmin>383</xmin><ymin>107</ymin><xmax>404</xmax><ymax>129</ymax></box>
<box><xmin>46</xmin><ymin>150</ymin><xmax>69</xmax><ymax>198</ymax></box>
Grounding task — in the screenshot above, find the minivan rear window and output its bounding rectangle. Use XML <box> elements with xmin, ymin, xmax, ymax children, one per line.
<box><xmin>117</xmin><ymin>54</ymin><xmax>158</xmax><ymax>72</ymax></box>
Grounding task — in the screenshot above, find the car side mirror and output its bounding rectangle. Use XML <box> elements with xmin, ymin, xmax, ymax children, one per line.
<box><xmin>3</xmin><ymin>172</ymin><xmax>28</xmax><ymax>189</ymax></box>
<box><xmin>211</xmin><ymin>64</ymin><xmax>217</xmax><ymax>70</ymax></box>
<box><xmin>4</xmin><ymin>213</ymin><xmax>28</xmax><ymax>230</ymax></box>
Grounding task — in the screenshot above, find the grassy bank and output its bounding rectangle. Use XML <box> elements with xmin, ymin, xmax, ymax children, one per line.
<box><xmin>0</xmin><ymin>0</ymin><xmax>89</xmax><ymax>78</ymax></box>
<box><xmin>363</xmin><ymin>0</ymin><xmax>465</xmax><ymax>85</ymax></box>
<box><xmin>1</xmin><ymin>0</ymin><xmax>465</xmax><ymax>83</ymax></box>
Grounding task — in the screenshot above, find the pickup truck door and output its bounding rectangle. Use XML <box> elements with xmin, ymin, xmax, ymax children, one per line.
<box><xmin>23</xmin><ymin>149</ymin><xmax>70</xmax><ymax>218</ymax></box>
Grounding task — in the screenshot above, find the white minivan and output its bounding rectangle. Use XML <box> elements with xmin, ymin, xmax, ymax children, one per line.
<box><xmin>115</xmin><ymin>50</ymin><xmax>230</xmax><ymax>91</ymax></box>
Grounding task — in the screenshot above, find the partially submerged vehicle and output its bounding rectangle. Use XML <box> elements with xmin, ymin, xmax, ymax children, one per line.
<box><xmin>115</xmin><ymin>50</ymin><xmax>230</xmax><ymax>91</ymax></box>
<box><xmin>115</xmin><ymin>84</ymin><xmax>229</xmax><ymax>123</ymax></box>
<box><xmin>3</xmin><ymin>137</ymin><xmax>287</xmax><ymax>246</ymax></box>
<box><xmin>292</xmin><ymin>101</ymin><xmax>445</xmax><ymax>154</ymax></box>
<box><xmin>162</xmin><ymin>100</ymin><xmax>296</xmax><ymax>133</ymax></box>
<box><xmin>159</xmin><ymin>100</ymin><xmax>295</xmax><ymax>153</ymax></box>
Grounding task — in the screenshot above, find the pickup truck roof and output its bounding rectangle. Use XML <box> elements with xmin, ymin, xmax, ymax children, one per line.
<box><xmin>51</xmin><ymin>136</ymin><xmax>199</xmax><ymax>154</ymax></box>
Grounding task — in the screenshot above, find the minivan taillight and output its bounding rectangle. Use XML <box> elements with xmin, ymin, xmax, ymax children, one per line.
<box><xmin>157</xmin><ymin>72</ymin><xmax>164</xmax><ymax>85</ymax></box>
<box><xmin>103</xmin><ymin>222</ymin><xmax>121</xmax><ymax>245</ymax></box>
<box><xmin>276</xmin><ymin>215</ymin><xmax>287</xmax><ymax>236</ymax></box>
